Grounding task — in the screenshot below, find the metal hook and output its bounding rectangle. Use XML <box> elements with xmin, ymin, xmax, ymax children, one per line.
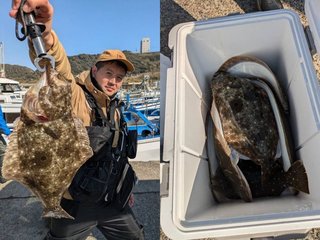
<box><xmin>34</xmin><ymin>54</ymin><xmax>55</xmax><ymax>72</ymax></box>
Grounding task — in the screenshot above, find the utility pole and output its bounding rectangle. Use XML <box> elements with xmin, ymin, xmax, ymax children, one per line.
<box><xmin>0</xmin><ymin>42</ymin><xmax>5</xmax><ymax>78</ymax></box>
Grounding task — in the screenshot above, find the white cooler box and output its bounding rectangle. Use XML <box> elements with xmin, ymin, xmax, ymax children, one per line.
<box><xmin>160</xmin><ymin>0</ymin><xmax>320</xmax><ymax>239</ymax></box>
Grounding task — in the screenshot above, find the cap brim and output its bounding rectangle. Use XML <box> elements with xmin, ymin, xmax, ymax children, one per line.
<box><xmin>117</xmin><ymin>59</ymin><xmax>135</xmax><ymax>72</ymax></box>
<box><xmin>96</xmin><ymin>58</ymin><xmax>135</xmax><ymax>72</ymax></box>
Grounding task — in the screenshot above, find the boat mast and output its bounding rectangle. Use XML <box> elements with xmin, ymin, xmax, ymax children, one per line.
<box><xmin>0</xmin><ymin>42</ymin><xmax>5</xmax><ymax>78</ymax></box>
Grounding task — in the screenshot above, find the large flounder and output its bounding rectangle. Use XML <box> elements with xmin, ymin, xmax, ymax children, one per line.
<box><xmin>208</xmin><ymin>71</ymin><xmax>274</xmax><ymax>202</ymax></box>
<box><xmin>213</xmin><ymin>72</ymin><xmax>278</xmax><ymax>162</ymax></box>
<box><xmin>1</xmin><ymin>67</ymin><xmax>93</xmax><ymax>219</ymax></box>
<box><xmin>209</xmin><ymin>70</ymin><xmax>309</xmax><ymax>202</ymax></box>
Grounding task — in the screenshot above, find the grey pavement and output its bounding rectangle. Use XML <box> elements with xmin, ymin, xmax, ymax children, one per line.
<box><xmin>0</xmin><ymin>161</ymin><xmax>160</xmax><ymax>240</ymax></box>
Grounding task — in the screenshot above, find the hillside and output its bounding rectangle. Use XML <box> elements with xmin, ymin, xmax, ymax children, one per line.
<box><xmin>4</xmin><ymin>51</ymin><xmax>159</xmax><ymax>83</ymax></box>
<box><xmin>4</xmin><ymin>64</ymin><xmax>41</xmax><ymax>83</ymax></box>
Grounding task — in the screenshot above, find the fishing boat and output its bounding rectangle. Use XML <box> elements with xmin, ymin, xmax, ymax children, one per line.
<box><xmin>0</xmin><ymin>42</ymin><xmax>26</xmax><ymax>127</ymax></box>
<box><xmin>122</xmin><ymin>92</ymin><xmax>160</xmax><ymax>161</ymax></box>
<box><xmin>0</xmin><ymin>77</ymin><xmax>26</xmax><ymax>128</ymax></box>
<box><xmin>124</xmin><ymin>104</ymin><xmax>159</xmax><ymax>138</ymax></box>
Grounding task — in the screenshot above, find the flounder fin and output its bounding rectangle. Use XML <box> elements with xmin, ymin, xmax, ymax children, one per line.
<box><xmin>212</xmin><ymin>121</ymin><xmax>253</xmax><ymax>202</ymax></box>
<box><xmin>42</xmin><ymin>206</ymin><xmax>74</xmax><ymax>220</ymax></box>
<box><xmin>211</xmin><ymin>167</ymin><xmax>247</xmax><ymax>202</ymax></box>
<box><xmin>286</xmin><ymin>160</ymin><xmax>309</xmax><ymax>194</ymax></box>
<box><xmin>222</xmin><ymin>167</ymin><xmax>253</xmax><ymax>202</ymax></box>
<box><xmin>2</xmin><ymin>126</ymin><xmax>20</xmax><ymax>179</ymax></box>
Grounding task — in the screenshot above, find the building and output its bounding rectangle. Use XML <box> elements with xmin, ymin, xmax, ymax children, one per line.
<box><xmin>140</xmin><ymin>38</ymin><xmax>150</xmax><ymax>53</ymax></box>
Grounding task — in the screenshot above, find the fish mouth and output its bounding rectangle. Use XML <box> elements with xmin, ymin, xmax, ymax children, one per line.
<box><xmin>36</xmin><ymin>115</ymin><xmax>49</xmax><ymax>122</ymax></box>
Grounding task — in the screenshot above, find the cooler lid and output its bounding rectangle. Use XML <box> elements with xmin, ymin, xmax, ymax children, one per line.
<box><xmin>305</xmin><ymin>0</ymin><xmax>320</xmax><ymax>55</ymax></box>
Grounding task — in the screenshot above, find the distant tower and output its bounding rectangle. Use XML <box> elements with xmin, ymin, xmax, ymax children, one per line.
<box><xmin>140</xmin><ymin>37</ymin><xmax>150</xmax><ymax>53</ymax></box>
<box><xmin>0</xmin><ymin>42</ymin><xmax>5</xmax><ymax>78</ymax></box>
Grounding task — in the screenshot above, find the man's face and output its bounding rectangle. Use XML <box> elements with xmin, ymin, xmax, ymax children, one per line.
<box><xmin>92</xmin><ymin>62</ymin><xmax>126</xmax><ymax>97</ymax></box>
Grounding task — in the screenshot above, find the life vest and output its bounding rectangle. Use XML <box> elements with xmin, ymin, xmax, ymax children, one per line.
<box><xmin>68</xmin><ymin>84</ymin><xmax>137</xmax><ymax>208</ymax></box>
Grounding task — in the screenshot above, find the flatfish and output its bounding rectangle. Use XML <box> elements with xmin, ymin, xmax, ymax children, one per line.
<box><xmin>208</xmin><ymin>70</ymin><xmax>309</xmax><ymax>202</ymax></box>
<box><xmin>1</xmin><ymin>67</ymin><xmax>93</xmax><ymax>219</ymax></box>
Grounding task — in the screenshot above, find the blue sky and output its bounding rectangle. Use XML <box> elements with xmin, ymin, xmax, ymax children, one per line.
<box><xmin>0</xmin><ymin>0</ymin><xmax>160</xmax><ymax>70</ymax></box>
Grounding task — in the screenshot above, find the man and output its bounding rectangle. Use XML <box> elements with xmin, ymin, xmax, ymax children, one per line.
<box><xmin>0</xmin><ymin>105</ymin><xmax>11</xmax><ymax>184</ymax></box>
<box><xmin>9</xmin><ymin>0</ymin><xmax>144</xmax><ymax>239</ymax></box>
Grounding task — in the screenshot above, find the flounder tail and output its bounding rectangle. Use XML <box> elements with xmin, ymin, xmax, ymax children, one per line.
<box><xmin>42</xmin><ymin>207</ymin><xmax>74</xmax><ymax>220</ymax></box>
<box><xmin>285</xmin><ymin>160</ymin><xmax>309</xmax><ymax>194</ymax></box>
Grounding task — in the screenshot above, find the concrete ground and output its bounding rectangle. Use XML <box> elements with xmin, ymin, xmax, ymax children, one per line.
<box><xmin>0</xmin><ymin>161</ymin><xmax>160</xmax><ymax>240</ymax></box>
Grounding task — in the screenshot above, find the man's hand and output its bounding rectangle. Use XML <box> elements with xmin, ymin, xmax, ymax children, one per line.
<box><xmin>10</xmin><ymin>0</ymin><xmax>53</xmax><ymax>21</ymax></box>
<box><xmin>9</xmin><ymin>0</ymin><xmax>54</xmax><ymax>51</ymax></box>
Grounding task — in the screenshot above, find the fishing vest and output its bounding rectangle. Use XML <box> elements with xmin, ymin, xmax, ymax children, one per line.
<box><xmin>69</xmin><ymin>84</ymin><xmax>138</xmax><ymax>208</ymax></box>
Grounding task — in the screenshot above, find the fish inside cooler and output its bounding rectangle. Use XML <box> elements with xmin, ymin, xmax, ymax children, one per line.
<box><xmin>162</xmin><ymin>7</ymin><xmax>320</xmax><ymax>239</ymax></box>
<box><xmin>207</xmin><ymin>62</ymin><xmax>309</xmax><ymax>202</ymax></box>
